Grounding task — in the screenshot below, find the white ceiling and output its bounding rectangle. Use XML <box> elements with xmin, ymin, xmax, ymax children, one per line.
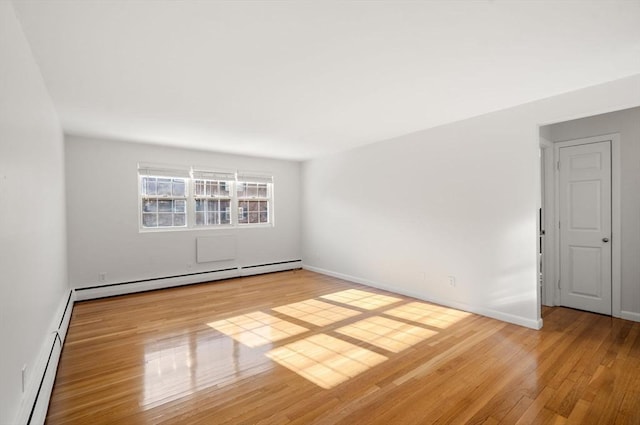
<box><xmin>12</xmin><ymin>0</ymin><xmax>640</xmax><ymax>161</ymax></box>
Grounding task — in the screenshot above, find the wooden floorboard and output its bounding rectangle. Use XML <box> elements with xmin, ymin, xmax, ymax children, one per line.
<box><xmin>46</xmin><ymin>270</ymin><xmax>640</xmax><ymax>424</ymax></box>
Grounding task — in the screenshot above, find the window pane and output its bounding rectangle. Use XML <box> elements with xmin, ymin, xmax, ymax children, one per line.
<box><xmin>238</xmin><ymin>204</ymin><xmax>248</xmax><ymax>223</ymax></box>
<box><xmin>194</xmin><ymin>181</ymin><xmax>204</xmax><ymax>196</ymax></box>
<box><xmin>259</xmin><ymin>201</ymin><xmax>268</xmax><ymax>223</ymax></box>
<box><xmin>174</xmin><ymin>200</ymin><xmax>186</xmax><ymax>213</ymax></box>
<box><xmin>195</xmin><ymin>199</ymin><xmax>204</xmax><ymax>212</ymax></box>
<box><xmin>207</xmin><ymin>212</ymin><xmax>217</xmax><ymax>225</ymax></box>
<box><xmin>247</xmin><ymin>183</ymin><xmax>258</xmax><ymax>197</ymax></box>
<box><xmin>238</xmin><ymin>182</ymin><xmax>270</xmax><ymax>200</ymax></box>
<box><xmin>196</xmin><ymin>211</ymin><xmax>204</xmax><ymax>225</ymax></box>
<box><xmin>222</xmin><ymin>207</ymin><xmax>231</xmax><ymax>224</ymax></box>
<box><xmin>158</xmin><ymin>213</ymin><xmax>173</xmax><ymax>227</ymax></box>
<box><xmin>142</xmin><ymin>200</ymin><xmax>157</xmax><ymax>213</ymax></box>
<box><xmin>143</xmin><ymin>177</ymin><xmax>157</xmax><ymax>196</ymax></box>
<box><xmin>220</xmin><ymin>182</ymin><xmax>230</xmax><ymax>197</ymax></box>
<box><xmin>174</xmin><ymin>213</ymin><xmax>186</xmax><ymax>227</ymax></box>
<box><xmin>172</xmin><ymin>179</ymin><xmax>186</xmax><ymax>197</ymax></box>
<box><xmin>249</xmin><ymin>212</ymin><xmax>259</xmax><ymax>223</ymax></box>
<box><xmin>158</xmin><ymin>200</ymin><xmax>173</xmax><ymax>212</ymax></box>
<box><xmin>157</xmin><ymin>178</ymin><xmax>172</xmax><ymax>196</ymax></box>
<box><xmin>142</xmin><ymin>213</ymin><xmax>157</xmax><ymax>227</ymax></box>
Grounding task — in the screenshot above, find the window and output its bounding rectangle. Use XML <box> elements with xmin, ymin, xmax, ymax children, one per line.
<box><xmin>140</xmin><ymin>175</ymin><xmax>188</xmax><ymax>229</ymax></box>
<box><xmin>237</xmin><ymin>182</ymin><xmax>270</xmax><ymax>224</ymax></box>
<box><xmin>138</xmin><ymin>165</ymin><xmax>273</xmax><ymax>231</ymax></box>
<box><xmin>237</xmin><ymin>173</ymin><xmax>273</xmax><ymax>226</ymax></box>
<box><xmin>192</xmin><ymin>171</ymin><xmax>235</xmax><ymax>227</ymax></box>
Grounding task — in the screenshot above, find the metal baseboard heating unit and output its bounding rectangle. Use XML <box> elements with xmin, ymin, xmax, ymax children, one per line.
<box><xmin>74</xmin><ymin>260</ymin><xmax>302</xmax><ymax>301</ymax></box>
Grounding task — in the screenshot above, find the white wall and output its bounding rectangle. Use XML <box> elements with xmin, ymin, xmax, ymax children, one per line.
<box><xmin>302</xmin><ymin>74</ymin><xmax>640</xmax><ymax>329</ymax></box>
<box><xmin>0</xmin><ymin>2</ymin><xmax>69</xmax><ymax>424</ymax></box>
<box><xmin>546</xmin><ymin>107</ymin><xmax>640</xmax><ymax>318</ymax></box>
<box><xmin>65</xmin><ymin>135</ymin><xmax>301</xmax><ymax>289</ymax></box>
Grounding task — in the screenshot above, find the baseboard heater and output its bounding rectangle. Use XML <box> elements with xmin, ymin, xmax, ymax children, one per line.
<box><xmin>25</xmin><ymin>261</ymin><xmax>300</xmax><ymax>423</ymax></box>
<box><xmin>21</xmin><ymin>289</ymin><xmax>74</xmax><ymax>425</ymax></box>
<box><xmin>74</xmin><ymin>260</ymin><xmax>302</xmax><ymax>301</ymax></box>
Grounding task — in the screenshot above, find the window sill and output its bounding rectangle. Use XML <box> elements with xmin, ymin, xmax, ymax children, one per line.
<box><xmin>138</xmin><ymin>223</ymin><xmax>273</xmax><ymax>233</ymax></box>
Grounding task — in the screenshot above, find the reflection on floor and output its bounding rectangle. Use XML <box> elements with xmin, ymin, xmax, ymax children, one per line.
<box><xmin>142</xmin><ymin>334</ymin><xmax>268</xmax><ymax>409</ymax></box>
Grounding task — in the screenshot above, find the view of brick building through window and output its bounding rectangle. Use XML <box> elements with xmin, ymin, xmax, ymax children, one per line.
<box><xmin>141</xmin><ymin>177</ymin><xmax>187</xmax><ymax>228</ymax></box>
<box><xmin>238</xmin><ymin>182</ymin><xmax>269</xmax><ymax>224</ymax></box>
<box><xmin>194</xmin><ymin>180</ymin><xmax>232</xmax><ymax>226</ymax></box>
<box><xmin>139</xmin><ymin>170</ymin><xmax>272</xmax><ymax>230</ymax></box>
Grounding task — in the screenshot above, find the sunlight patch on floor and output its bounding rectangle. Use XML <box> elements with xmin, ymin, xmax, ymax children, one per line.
<box><xmin>273</xmin><ymin>299</ymin><xmax>361</xmax><ymax>326</ymax></box>
<box><xmin>266</xmin><ymin>334</ymin><xmax>387</xmax><ymax>389</ymax></box>
<box><xmin>207</xmin><ymin>311</ymin><xmax>308</xmax><ymax>347</ymax></box>
<box><xmin>320</xmin><ymin>289</ymin><xmax>402</xmax><ymax>310</ymax></box>
<box><xmin>335</xmin><ymin>316</ymin><xmax>437</xmax><ymax>353</ymax></box>
<box><xmin>385</xmin><ymin>302</ymin><xmax>471</xmax><ymax>329</ymax></box>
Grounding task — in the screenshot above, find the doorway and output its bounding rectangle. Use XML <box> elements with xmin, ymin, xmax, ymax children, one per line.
<box><xmin>557</xmin><ymin>138</ymin><xmax>611</xmax><ymax>314</ymax></box>
<box><xmin>540</xmin><ymin>133</ymin><xmax>621</xmax><ymax>317</ymax></box>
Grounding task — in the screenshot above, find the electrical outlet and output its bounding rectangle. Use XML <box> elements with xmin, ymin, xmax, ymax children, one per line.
<box><xmin>448</xmin><ymin>276</ymin><xmax>456</xmax><ymax>287</ymax></box>
<box><xmin>98</xmin><ymin>272</ymin><xmax>107</xmax><ymax>282</ymax></box>
<box><xmin>21</xmin><ymin>365</ymin><xmax>26</xmax><ymax>393</ymax></box>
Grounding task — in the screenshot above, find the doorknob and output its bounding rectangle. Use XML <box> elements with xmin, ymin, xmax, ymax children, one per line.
<box><xmin>603</xmin><ymin>238</ymin><xmax>609</xmax><ymax>243</ymax></box>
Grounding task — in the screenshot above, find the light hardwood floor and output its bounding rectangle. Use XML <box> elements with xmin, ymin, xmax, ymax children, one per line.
<box><xmin>46</xmin><ymin>270</ymin><xmax>640</xmax><ymax>424</ymax></box>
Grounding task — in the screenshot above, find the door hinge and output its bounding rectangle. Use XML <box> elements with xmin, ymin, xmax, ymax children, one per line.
<box><xmin>558</xmin><ymin>279</ymin><xmax>561</xmax><ymax>289</ymax></box>
<box><xmin>557</xmin><ymin>161</ymin><xmax>560</xmax><ymax>170</ymax></box>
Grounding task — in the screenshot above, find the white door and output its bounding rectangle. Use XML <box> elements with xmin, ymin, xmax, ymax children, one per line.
<box><xmin>559</xmin><ymin>140</ymin><xmax>611</xmax><ymax>315</ymax></box>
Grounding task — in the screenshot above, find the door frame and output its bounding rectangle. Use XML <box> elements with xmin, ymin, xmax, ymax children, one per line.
<box><xmin>539</xmin><ymin>138</ymin><xmax>554</xmax><ymax>308</ymax></box>
<box><xmin>547</xmin><ymin>133</ymin><xmax>621</xmax><ymax>316</ymax></box>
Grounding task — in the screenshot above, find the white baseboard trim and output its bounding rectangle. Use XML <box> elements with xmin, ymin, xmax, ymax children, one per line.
<box><xmin>303</xmin><ymin>264</ymin><xmax>543</xmax><ymax>330</ymax></box>
<box><xmin>75</xmin><ymin>269</ymin><xmax>239</xmax><ymax>301</ymax></box>
<box><xmin>620</xmin><ymin>310</ymin><xmax>640</xmax><ymax>323</ymax></box>
<box><xmin>16</xmin><ymin>289</ymin><xmax>75</xmax><ymax>425</ymax></box>
<box><xmin>240</xmin><ymin>261</ymin><xmax>302</xmax><ymax>277</ymax></box>
<box><xmin>75</xmin><ymin>261</ymin><xmax>302</xmax><ymax>301</ymax></box>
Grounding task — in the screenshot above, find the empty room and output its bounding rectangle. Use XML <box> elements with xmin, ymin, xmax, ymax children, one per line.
<box><xmin>2</xmin><ymin>1</ymin><xmax>640</xmax><ymax>424</ymax></box>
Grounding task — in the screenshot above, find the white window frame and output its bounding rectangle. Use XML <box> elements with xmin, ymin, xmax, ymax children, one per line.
<box><xmin>138</xmin><ymin>165</ymin><xmax>274</xmax><ymax>232</ymax></box>
<box><xmin>138</xmin><ymin>165</ymin><xmax>191</xmax><ymax>231</ymax></box>
<box><xmin>236</xmin><ymin>174</ymin><xmax>274</xmax><ymax>226</ymax></box>
<box><xmin>192</xmin><ymin>170</ymin><xmax>236</xmax><ymax>228</ymax></box>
